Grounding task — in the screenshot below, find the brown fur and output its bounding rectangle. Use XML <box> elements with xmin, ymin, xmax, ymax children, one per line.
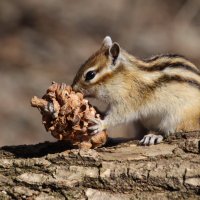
<box><xmin>73</xmin><ymin>37</ymin><xmax>200</xmax><ymax>140</ymax></box>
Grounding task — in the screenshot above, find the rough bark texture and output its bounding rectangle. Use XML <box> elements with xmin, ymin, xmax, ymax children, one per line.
<box><xmin>0</xmin><ymin>132</ymin><xmax>200</xmax><ymax>200</ymax></box>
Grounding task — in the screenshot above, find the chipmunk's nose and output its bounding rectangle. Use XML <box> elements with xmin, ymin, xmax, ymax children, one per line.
<box><xmin>72</xmin><ymin>83</ymin><xmax>79</xmax><ymax>92</ymax></box>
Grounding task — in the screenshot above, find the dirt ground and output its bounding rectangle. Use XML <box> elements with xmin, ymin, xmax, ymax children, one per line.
<box><xmin>0</xmin><ymin>0</ymin><xmax>199</xmax><ymax>146</ymax></box>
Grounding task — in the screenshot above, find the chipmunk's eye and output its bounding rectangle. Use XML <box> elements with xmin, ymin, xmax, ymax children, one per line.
<box><xmin>85</xmin><ymin>70</ymin><xmax>96</xmax><ymax>81</ymax></box>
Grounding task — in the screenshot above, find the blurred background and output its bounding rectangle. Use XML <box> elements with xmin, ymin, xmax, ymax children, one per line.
<box><xmin>0</xmin><ymin>0</ymin><xmax>200</xmax><ymax>146</ymax></box>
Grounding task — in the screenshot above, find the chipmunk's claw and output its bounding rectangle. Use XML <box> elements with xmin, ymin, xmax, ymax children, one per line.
<box><xmin>88</xmin><ymin>118</ymin><xmax>101</xmax><ymax>125</ymax></box>
<box><xmin>88</xmin><ymin>118</ymin><xmax>106</xmax><ymax>135</ymax></box>
<box><xmin>139</xmin><ymin>134</ymin><xmax>163</xmax><ymax>145</ymax></box>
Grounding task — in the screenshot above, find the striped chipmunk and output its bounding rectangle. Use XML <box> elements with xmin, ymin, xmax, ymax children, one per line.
<box><xmin>72</xmin><ymin>36</ymin><xmax>200</xmax><ymax>145</ymax></box>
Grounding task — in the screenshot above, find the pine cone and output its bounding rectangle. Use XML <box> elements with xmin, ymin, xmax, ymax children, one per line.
<box><xmin>31</xmin><ymin>82</ymin><xmax>108</xmax><ymax>149</ymax></box>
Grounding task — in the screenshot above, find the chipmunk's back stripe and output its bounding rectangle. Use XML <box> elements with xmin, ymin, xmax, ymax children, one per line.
<box><xmin>139</xmin><ymin>62</ymin><xmax>200</xmax><ymax>76</ymax></box>
<box><xmin>150</xmin><ymin>75</ymin><xmax>200</xmax><ymax>91</ymax></box>
<box><xmin>143</xmin><ymin>54</ymin><xmax>184</xmax><ymax>63</ymax></box>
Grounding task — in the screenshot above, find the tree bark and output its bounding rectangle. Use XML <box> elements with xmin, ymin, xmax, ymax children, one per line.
<box><xmin>0</xmin><ymin>132</ymin><xmax>200</xmax><ymax>200</ymax></box>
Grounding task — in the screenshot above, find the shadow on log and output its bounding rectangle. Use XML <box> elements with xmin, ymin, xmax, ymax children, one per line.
<box><xmin>0</xmin><ymin>132</ymin><xmax>200</xmax><ymax>200</ymax></box>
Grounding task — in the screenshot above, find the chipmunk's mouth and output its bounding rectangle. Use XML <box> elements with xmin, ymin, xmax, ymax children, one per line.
<box><xmin>72</xmin><ymin>84</ymin><xmax>91</xmax><ymax>97</ymax></box>
<box><xmin>72</xmin><ymin>83</ymin><xmax>98</xmax><ymax>99</ymax></box>
<box><xmin>82</xmin><ymin>90</ymin><xmax>95</xmax><ymax>98</ymax></box>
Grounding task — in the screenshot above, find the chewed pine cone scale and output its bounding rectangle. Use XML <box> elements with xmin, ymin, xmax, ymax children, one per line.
<box><xmin>31</xmin><ymin>82</ymin><xmax>108</xmax><ymax>149</ymax></box>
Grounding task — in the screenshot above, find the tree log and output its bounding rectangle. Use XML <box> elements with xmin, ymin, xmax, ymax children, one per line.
<box><xmin>0</xmin><ymin>132</ymin><xmax>200</xmax><ymax>200</ymax></box>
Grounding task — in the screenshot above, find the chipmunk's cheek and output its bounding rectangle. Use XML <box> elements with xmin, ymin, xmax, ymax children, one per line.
<box><xmin>84</xmin><ymin>89</ymin><xmax>95</xmax><ymax>97</ymax></box>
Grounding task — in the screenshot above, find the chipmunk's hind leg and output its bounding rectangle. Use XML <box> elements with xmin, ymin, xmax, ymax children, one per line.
<box><xmin>139</xmin><ymin>132</ymin><xmax>163</xmax><ymax>145</ymax></box>
<box><xmin>175</xmin><ymin>108</ymin><xmax>200</xmax><ymax>133</ymax></box>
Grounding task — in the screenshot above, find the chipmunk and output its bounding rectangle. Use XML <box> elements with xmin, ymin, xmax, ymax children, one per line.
<box><xmin>72</xmin><ymin>36</ymin><xmax>200</xmax><ymax>145</ymax></box>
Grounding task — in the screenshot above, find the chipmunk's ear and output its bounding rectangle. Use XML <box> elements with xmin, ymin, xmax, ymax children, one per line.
<box><xmin>109</xmin><ymin>42</ymin><xmax>120</xmax><ymax>64</ymax></box>
<box><xmin>102</xmin><ymin>36</ymin><xmax>112</xmax><ymax>48</ymax></box>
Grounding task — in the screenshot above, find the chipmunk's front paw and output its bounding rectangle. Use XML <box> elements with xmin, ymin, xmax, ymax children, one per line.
<box><xmin>88</xmin><ymin>118</ymin><xmax>106</xmax><ymax>134</ymax></box>
<box><xmin>139</xmin><ymin>134</ymin><xmax>163</xmax><ymax>145</ymax></box>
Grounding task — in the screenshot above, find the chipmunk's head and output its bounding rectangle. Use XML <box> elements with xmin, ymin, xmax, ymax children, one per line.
<box><xmin>72</xmin><ymin>36</ymin><xmax>122</xmax><ymax>99</ymax></box>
